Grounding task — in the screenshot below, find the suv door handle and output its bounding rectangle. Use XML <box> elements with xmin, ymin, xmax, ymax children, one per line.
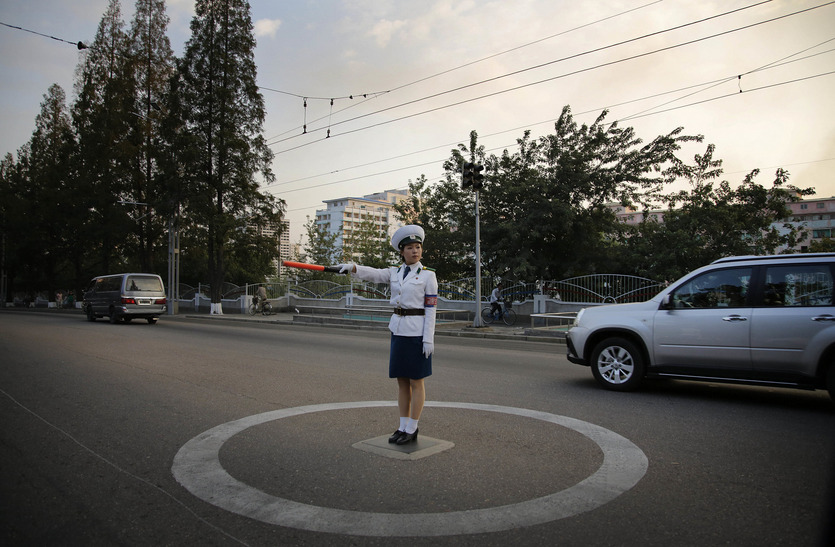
<box><xmin>722</xmin><ymin>315</ymin><xmax>748</xmax><ymax>322</ymax></box>
<box><xmin>812</xmin><ymin>314</ymin><xmax>835</xmax><ymax>322</ymax></box>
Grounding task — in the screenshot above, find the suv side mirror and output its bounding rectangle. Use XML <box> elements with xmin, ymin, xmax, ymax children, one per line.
<box><xmin>660</xmin><ymin>294</ymin><xmax>672</xmax><ymax>310</ymax></box>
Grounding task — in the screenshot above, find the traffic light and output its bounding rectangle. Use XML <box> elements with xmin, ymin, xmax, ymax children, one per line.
<box><xmin>461</xmin><ymin>162</ymin><xmax>484</xmax><ymax>191</ymax></box>
<box><xmin>472</xmin><ymin>163</ymin><xmax>484</xmax><ymax>190</ymax></box>
<box><xmin>461</xmin><ymin>162</ymin><xmax>474</xmax><ymax>189</ymax></box>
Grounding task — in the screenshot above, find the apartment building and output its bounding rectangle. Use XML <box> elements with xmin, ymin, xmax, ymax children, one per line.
<box><xmin>782</xmin><ymin>195</ymin><xmax>835</xmax><ymax>251</ymax></box>
<box><xmin>256</xmin><ymin>219</ymin><xmax>291</xmax><ymax>277</ymax></box>
<box><xmin>315</xmin><ymin>189</ymin><xmax>410</xmax><ymax>256</ymax></box>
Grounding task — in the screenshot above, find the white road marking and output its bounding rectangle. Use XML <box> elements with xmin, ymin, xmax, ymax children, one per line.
<box><xmin>172</xmin><ymin>401</ymin><xmax>647</xmax><ymax>537</ymax></box>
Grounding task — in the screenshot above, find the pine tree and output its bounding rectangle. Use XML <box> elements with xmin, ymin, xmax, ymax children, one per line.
<box><xmin>177</xmin><ymin>0</ymin><xmax>280</xmax><ymax>313</ymax></box>
<box><xmin>27</xmin><ymin>85</ymin><xmax>77</xmax><ymax>295</ymax></box>
<box><xmin>127</xmin><ymin>0</ymin><xmax>175</xmax><ymax>271</ymax></box>
<box><xmin>72</xmin><ymin>0</ymin><xmax>135</xmax><ymax>274</ymax></box>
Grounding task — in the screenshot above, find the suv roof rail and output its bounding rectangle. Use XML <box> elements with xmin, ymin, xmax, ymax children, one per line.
<box><xmin>711</xmin><ymin>253</ymin><xmax>835</xmax><ymax>264</ymax></box>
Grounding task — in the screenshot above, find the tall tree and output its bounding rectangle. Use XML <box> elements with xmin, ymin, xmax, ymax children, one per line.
<box><xmin>177</xmin><ymin>0</ymin><xmax>280</xmax><ymax>313</ymax></box>
<box><xmin>72</xmin><ymin>0</ymin><xmax>135</xmax><ymax>274</ymax></box>
<box><xmin>478</xmin><ymin>107</ymin><xmax>700</xmax><ymax>281</ymax></box>
<box><xmin>126</xmin><ymin>0</ymin><xmax>175</xmax><ymax>271</ymax></box>
<box><xmin>27</xmin><ymin>85</ymin><xmax>77</xmax><ymax>295</ymax></box>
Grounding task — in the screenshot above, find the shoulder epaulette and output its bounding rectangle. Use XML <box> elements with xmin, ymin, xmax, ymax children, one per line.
<box><xmin>423</xmin><ymin>267</ymin><xmax>435</xmax><ymax>272</ymax></box>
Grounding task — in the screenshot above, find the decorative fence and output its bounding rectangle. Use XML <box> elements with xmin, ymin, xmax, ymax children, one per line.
<box><xmin>177</xmin><ymin>273</ymin><xmax>665</xmax><ymax>306</ymax></box>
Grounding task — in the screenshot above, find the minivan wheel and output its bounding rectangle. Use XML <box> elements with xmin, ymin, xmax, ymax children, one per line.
<box><xmin>109</xmin><ymin>310</ymin><xmax>120</xmax><ymax>324</ymax></box>
<box><xmin>86</xmin><ymin>308</ymin><xmax>96</xmax><ymax>322</ymax></box>
<box><xmin>590</xmin><ymin>337</ymin><xmax>645</xmax><ymax>391</ymax></box>
<box><xmin>826</xmin><ymin>364</ymin><xmax>835</xmax><ymax>402</ymax></box>
<box><xmin>147</xmin><ymin>317</ymin><xmax>157</xmax><ymax>324</ymax></box>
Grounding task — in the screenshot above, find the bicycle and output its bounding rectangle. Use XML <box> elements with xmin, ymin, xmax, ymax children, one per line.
<box><xmin>249</xmin><ymin>296</ymin><xmax>272</xmax><ymax>316</ymax></box>
<box><xmin>481</xmin><ymin>300</ymin><xmax>517</xmax><ymax>326</ymax></box>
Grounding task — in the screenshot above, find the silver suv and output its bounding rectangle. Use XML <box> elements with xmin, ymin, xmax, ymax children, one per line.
<box><xmin>566</xmin><ymin>254</ymin><xmax>835</xmax><ymax>400</ymax></box>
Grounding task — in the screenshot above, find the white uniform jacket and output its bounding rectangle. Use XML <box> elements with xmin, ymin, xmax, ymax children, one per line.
<box><xmin>353</xmin><ymin>262</ymin><xmax>438</xmax><ymax>343</ymax></box>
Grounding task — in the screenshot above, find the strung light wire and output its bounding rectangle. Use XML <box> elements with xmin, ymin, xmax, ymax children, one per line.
<box><xmin>261</xmin><ymin>0</ymin><xmax>665</xmax><ymax>143</ymax></box>
<box><xmin>0</xmin><ymin>21</ymin><xmax>88</xmax><ymax>49</ymax></box>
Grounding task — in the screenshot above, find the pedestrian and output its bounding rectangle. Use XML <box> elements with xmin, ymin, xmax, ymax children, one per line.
<box><xmin>490</xmin><ymin>282</ymin><xmax>503</xmax><ymax>319</ymax></box>
<box><xmin>338</xmin><ymin>225</ymin><xmax>437</xmax><ymax>445</ymax></box>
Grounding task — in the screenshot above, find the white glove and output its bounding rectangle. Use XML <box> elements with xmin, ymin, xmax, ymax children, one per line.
<box><xmin>338</xmin><ymin>263</ymin><xmax>355</xmax><ymax>274</ymax></box>
<box><xmin>422</xmin><ymin>341</ymin><xmax>434</xmax><ymax>358</ymax></box>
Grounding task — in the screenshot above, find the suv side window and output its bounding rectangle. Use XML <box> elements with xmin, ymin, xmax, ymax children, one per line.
<box><xmin>671</xmin><ymin>267</ymin><xmax>752</xmax><ymax>309</ymax></box>
<box><xmin>762</xmin><ymin>264</ymin><xmax>833</xmax><ymax>307</ymax></box>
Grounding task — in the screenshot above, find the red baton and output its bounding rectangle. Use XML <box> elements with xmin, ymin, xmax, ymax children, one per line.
<box><xmin>282</xmin><ymin>260</ymin><xmax>342</xmax><ymax>273</ymax></box>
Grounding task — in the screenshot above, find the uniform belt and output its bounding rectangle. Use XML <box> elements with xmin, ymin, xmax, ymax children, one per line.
<box><xmin>393</xmin><ymin>308</ymin><xmax>425</xmax><ymax>316</ymax></box>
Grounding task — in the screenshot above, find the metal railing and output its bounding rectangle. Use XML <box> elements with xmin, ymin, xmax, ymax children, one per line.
<box><xmin>173</xmin><ymin>273</ymin><xmax>665</xmax><ymax>306</ymax></box>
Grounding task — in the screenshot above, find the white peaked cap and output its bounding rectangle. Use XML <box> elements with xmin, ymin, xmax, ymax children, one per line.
<box><xmin>391</xmin><ymin>224</ymin><xmax>425</xmax><ymax>251</ymax></box>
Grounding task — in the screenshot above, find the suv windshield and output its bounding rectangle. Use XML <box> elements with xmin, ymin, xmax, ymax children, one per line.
<box><xmin>126</xmin><ymin>276</ymin><xmax>164</xmax><ymax>292</ymax></box>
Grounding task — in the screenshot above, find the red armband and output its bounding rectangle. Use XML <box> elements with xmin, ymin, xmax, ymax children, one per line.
<box><xmin>424</xmin><ymin>295</ymin><xmax>437</xmax><ymax>307</ymax></box>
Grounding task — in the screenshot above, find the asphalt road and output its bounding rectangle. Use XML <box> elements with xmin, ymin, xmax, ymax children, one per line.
<box><xmin>1</xmin><ymin>310</ymin><xmax>834</xmax><ymax>546</ymax></box>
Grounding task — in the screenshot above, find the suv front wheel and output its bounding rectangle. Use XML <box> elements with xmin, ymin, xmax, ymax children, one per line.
<box><xmin>590</xmin><ymin>337</ymin><xmax>645</xmax><ymax>391</ymax></box>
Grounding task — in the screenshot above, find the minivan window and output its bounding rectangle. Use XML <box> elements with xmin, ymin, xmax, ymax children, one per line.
<box><xmin>671</xmin><ymin>267</ymin><xmax>751</xmax><ymax>309</ymax></box>
<box><xmin>126</xmin><ymin>275</ymin><xmax>164</xmax><ymax>292</ymax></box>
<box><xmin>100</xmin><ymin>277</ymin><xmax>121</xmax><ymax>291</ymax></box>
<box><xmin>762</xmin><ymin>264</ymin><xmax>833</xmax><ymax>306</ymax></box>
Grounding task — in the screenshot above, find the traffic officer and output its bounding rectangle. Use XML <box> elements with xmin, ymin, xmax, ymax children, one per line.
<box><xmin>339</xmin><ymin>225</ymin><xmax>438</xmax><ymax>445</ymax></box>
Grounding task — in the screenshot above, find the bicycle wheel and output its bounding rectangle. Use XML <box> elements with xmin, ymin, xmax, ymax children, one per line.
<box><xmin>248</xmin><ymin>302</ymin><xmax>257</xmax><ymax>316</ymax></box>
<box><xmin>262</xmin><ymin>302</ymin><xmax>272</xmax><ymax>316</ymax></box>
<box><xmin>481</xmin><ymin>306</ymin><xmax>494</xmax><ymax>324</ymax></box>
<box><xmin>502</xmin><ymin>309</ymin><xmax>517</xmax><ymax>326</ymax></box>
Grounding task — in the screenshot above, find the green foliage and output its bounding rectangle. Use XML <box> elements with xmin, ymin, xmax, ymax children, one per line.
<box><xmin>298</xmin><ymin>217</ymin><xmax>341</xmax><ymax>281</ymax></box>
<box><xmin>342</xmin><ymin>219</ymin><xmax>397</xmax><ymax>268</ymax></box>
<box><xmin>617</xmin><ymin>145</ymin><xmax>813</xmax><ymax>280</ymax></box>
<box><xmin>809</xmin><ymin>238</ymin><xmax>835</xmax><ymax>252</ymax></box>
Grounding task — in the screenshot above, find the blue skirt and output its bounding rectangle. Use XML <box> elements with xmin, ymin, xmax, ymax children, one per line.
<box><xmin>389</xmin><ymin>335</ymin><xmax>432</xmax><ymax>379</ymax></box>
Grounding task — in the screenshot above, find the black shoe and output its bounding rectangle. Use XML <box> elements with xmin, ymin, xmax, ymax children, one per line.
<box><xmin>388</xmin><ymin>430</ymin><xmax>405</xmax><ymax>443</ymax></box>
<box><xmin>396</xmin><ymin>428</ymin><xmax>418</xmax><ymax>445</ymax></box>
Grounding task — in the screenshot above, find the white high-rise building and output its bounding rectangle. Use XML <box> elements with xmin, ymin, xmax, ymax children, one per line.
<box><xmin>315</xmin><ymin>189</ymin><xmax>410</xmax><ymax>256</ymax></box>
<box><xmin>257</xmin><ymin>219</ymin><xmax>291</xmax><ymax>277</ymax></box>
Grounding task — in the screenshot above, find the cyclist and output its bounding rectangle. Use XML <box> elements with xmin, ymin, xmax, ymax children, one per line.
<box><xmin>489</xmin><ymin>282</ymin><xmax>503</xmax><ymax>320</ymax></box>
<box><xmin>255</xmin><ymin>284</ymin><xmax>267</xmax><ymax>312</ymax></box>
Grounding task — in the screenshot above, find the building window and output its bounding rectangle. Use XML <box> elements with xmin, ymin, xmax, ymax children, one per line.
<box><xmin>817</xmin><ymin>203</ymin><xmax>825</xmax><ymax>209</ymax></box>
<box><xmin>813</xmin><ymin>229</ymin><xmax>832</xmax><ymax>238</ymax></box>
<box><xmin>800</xmin><ymin>204</ymin><xmax>808</xmax><ymax>210</ymax></box>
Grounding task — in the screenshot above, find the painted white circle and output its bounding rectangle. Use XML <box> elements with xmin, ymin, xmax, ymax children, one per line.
<box><xmin>172</xmin><ymin>401</ymin><xmax>647</xmax><ymax>537</ymax></box>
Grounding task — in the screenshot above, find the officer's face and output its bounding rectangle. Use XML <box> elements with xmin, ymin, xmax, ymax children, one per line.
<box><xmin>401</xmin><ymin>242</ymin><xmax>422</xmax><ymax>265</ymax></box>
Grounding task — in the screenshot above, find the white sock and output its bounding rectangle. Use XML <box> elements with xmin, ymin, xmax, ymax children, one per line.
<box><xmin>405</xmin><ymin>418</ymin><xmax>419</xmax><ymax>434</ymax></box>
<box><xmin>399</xmin><ymin>417</ymin><xmax>408</xmax><ymax>432</ymax></box>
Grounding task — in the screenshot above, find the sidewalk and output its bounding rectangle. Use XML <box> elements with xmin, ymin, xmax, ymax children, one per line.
<box><xmin>180</xmin><ymin>309</ymin><xmax>567</xmax><ymax>344</ymax></box>
<box><xmin>1</xmin><ymin>306</ymin><xmax>567</xmax><ymax>344</ymax></box>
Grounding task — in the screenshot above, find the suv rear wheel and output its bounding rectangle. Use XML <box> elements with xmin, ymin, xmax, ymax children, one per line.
<box><xmin>826</xmin><ymin>364</ymin><xmax>835</xmax><ymax>401</ymax></box>
<box><xmin>590</xmin><ymin>337</ymin><xmax>645</xmax><ymax>391</ymax></box>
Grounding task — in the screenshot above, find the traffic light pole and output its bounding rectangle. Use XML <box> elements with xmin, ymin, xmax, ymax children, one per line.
<box><xmin>473</xmin><ymin>189</ymin><xmax>484</xmax><ymax>327</ymax></box>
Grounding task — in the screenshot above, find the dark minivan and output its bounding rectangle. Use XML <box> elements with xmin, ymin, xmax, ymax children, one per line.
<box><xmin>82</xmin><ymin>273</ymin><xmax>166</xmax><ymax>324</ymax></box>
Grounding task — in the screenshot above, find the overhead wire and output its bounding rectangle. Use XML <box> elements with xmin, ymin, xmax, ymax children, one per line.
<box><xmin>260</xmin><ymin>0</ymin><xmax>666</xmax><ymax>142</ymax></box>
<box><xmin>268</xmin><ymin>0</ymin><xmax>834</xmax><ymax>155</ymax></box>
<box><xmin>266</xmin><ymin>0</ymin><xmax>777</xmax><ymax>149</ymax></box>
<box><xmin>0</xmin><ymin>20</ymin><xmax>88</xmax><ymax>49</ymax></box>
<box><xmin>266</xmin><ymin>49</ymin><xmax>835</xmax><ymax>211</ymax></box>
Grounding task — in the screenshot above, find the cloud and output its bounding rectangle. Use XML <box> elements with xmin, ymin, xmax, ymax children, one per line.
<box><xmin>254</xmin><ymin>18</ymin><xmax>282</xmax><ymax>38</ymax></box>
<box><xmin>368</xmin><ymin>19</ymin><xmax>406</xmax><ymax>48</ymax></box>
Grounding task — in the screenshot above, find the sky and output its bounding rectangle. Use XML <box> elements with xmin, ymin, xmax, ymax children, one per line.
<box><xmin>1</xmin><ymin>0</ymin><xmax>834</xmax><ymax>247</ymax></box>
